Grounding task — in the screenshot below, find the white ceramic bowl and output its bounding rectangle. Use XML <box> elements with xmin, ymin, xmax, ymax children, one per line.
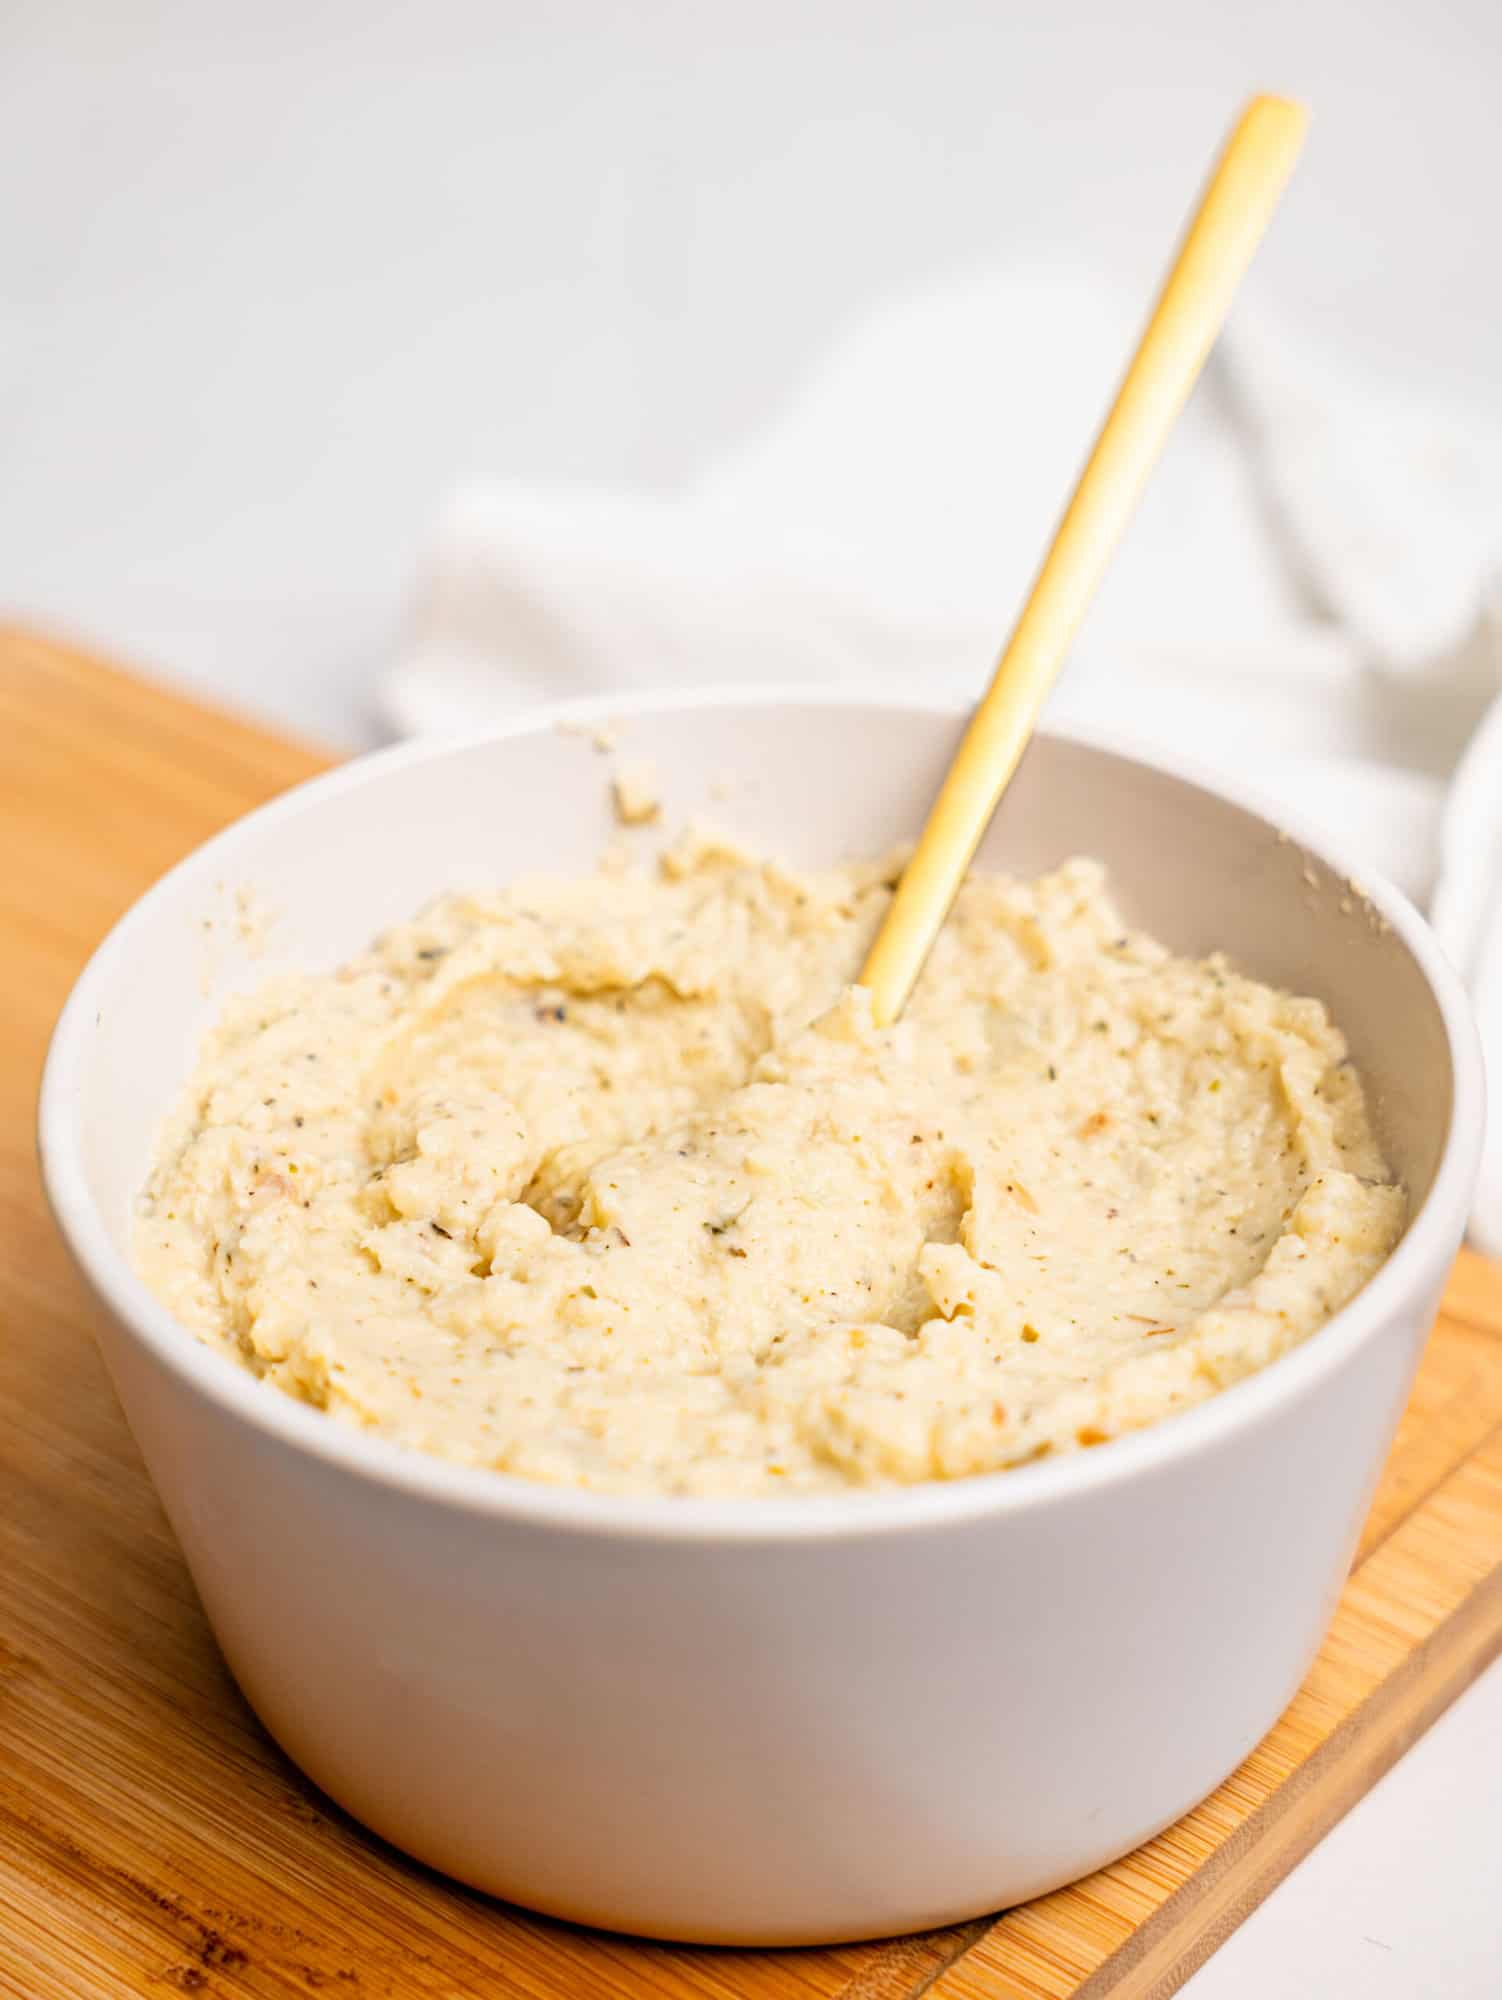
<box><xmin>40</xmin><ymin>689</ymin><xmax>1483</xmax><ymax>1945</ymax></box>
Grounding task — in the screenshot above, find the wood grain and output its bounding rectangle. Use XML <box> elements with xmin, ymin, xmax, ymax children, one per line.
<box><xmin>3</xmin><ymin>624</ymin><xmax>1501</xmax><ymax>2000</ymax></box>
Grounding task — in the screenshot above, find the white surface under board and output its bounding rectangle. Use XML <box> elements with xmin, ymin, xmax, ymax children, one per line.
<box><xmin>1181</xmin><ymin>1661</ymin><xmax>1502</xmax><ymax>1996</ymax></box>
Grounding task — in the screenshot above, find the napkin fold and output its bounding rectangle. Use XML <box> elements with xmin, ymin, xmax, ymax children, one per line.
<box><xmin>380</xmin><ymin>265</ymin><xmax>1502</xmax><ymax>1251</ymax></box>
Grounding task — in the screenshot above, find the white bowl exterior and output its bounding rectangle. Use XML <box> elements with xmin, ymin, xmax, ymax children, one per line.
<box><xmin>41</xmin><ymin>693</ymin><xmax>1482</xmax><ymax>1943</ymax></box>
<box><xmin>87</xmin><ymin>1249</ymin><xmax>1447</xmax><ymax>1943</ymax></box>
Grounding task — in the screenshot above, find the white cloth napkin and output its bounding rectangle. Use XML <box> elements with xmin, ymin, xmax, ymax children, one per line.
<box><xmin>380</xmin><ymin>265</ymin><xmax>1502</xmax><ymax>1252</ymax></box>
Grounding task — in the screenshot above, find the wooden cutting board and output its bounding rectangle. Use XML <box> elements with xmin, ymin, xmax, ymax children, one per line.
<box><xmin>4</xmin><ymin>624</ymin><xmax>1502</xmax><ymax>2000</ymax></box>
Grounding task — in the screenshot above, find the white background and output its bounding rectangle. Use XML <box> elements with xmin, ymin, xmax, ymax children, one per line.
<box><xmin>3</xmin><ymin>2</ymin><xmax>1500</xmax><ymax>1988</ymax></box>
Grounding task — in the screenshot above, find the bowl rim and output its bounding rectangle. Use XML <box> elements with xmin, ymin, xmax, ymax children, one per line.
<box><xmin>38</xmin><ymin>682</ymin><xmax>1486</xmax><ymax>1545</ymax></box>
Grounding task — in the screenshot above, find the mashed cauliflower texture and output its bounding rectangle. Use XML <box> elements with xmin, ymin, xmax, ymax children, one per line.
<box><xmin>136</xmin><ymin>840</ymin><xmax>1404</xmax><ymax>1495</ymax></box>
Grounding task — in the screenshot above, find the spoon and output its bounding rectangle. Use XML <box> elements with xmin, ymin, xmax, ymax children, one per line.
<box><xmin>858</xmin><ymin>92</ymin><xmax>1308</xmax><ymax>1025</ymax></box>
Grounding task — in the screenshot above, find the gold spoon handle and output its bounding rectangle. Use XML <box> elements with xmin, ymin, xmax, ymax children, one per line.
<box><xmin>858</xmin><ymin>92</ymin><xmax>1308</xmax><ymax>1025</ymax></box>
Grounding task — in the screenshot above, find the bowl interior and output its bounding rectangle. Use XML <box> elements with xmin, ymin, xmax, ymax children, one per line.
<box><xmin>68</xmin><ymin>698</ymin><xmax>1454</xmax><ymax>1265</ymax></box>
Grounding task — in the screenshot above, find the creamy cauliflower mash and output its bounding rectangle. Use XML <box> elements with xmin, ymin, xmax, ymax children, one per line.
<box><xmin>136</xmin><ymin>837</ymin><xmax>1404</xmax><ymax>1495</ymax></box>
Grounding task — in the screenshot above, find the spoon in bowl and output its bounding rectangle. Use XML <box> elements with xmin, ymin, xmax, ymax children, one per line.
<box><xmin>858</xmin><ymin>92</ymin><xmax>1308</xmax><ymax>1025</ymax></box>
